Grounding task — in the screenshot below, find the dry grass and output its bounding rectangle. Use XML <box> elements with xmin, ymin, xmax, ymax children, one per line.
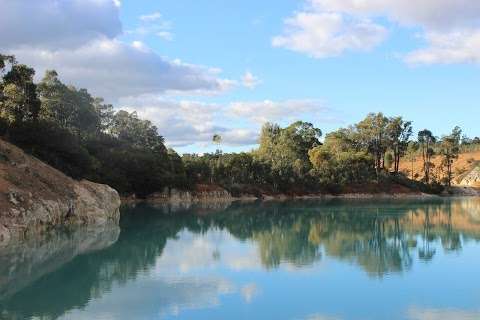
<box><xmin>399</xmin><ymin>150</ymin><xmax>480</xmax><ymax>183</ymax></box>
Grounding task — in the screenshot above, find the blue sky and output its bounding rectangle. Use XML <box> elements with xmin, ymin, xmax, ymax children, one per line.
<box><xmin>1</xmin><ymin>0</ymin><xmax>480</xmax><ymax>153</ymax></box>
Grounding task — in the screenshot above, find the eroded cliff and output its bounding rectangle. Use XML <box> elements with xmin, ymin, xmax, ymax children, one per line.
<box><xmin>0</xmin><ymin>139</ymin><xmax>121</xmax><ymax>245</ymax></box>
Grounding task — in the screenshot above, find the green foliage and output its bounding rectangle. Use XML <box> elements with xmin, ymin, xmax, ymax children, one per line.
<box><xmin>0</xmin><ymin>53</ymin><xmax>452</xmax><ymax>197</ymax></box>
<box><xmin>37</xmin><ymin>70</ymin><xmax>101</xmax><ymax>133</ymax></box>
<box><xmin>1</xmin><ymin>64</ymin><xmax>41</xmax><ymax>123</ymax></box>
<box><xmin>418</xmin><ymin>129</ymin><xmax>437</xmax><ymax>183</ymax></box>
<box><xmin>0</xmin><ymin>54</ymin><xmax>181</xmax><ymax>196</ymax></box>
<box><xmin>309</xmin><ymin>146</ymin><xmax>375</xmax><ymax>187</ymax></box>
<box><xmin>253</xmin><ymin>121</ymin><xmax>322</xmax><ymax>191</ymax></box>
<box><xmin>8</xmin><ymin>121</ymin><xmax>93</xmax><ymax>179</ymax></box>
<box><xmin>387</xmin><ymin>117</ymin><xmax>412</xmax><ymax>173</ymax></box>
<box><xmin>439</xmin><ymin>126</ymin><xmax>462</xmax><ymax>187</ymax></box>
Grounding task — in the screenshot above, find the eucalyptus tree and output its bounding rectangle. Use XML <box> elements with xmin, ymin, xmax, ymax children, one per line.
<box><xmin>1</xmin><ymin>63</ymin><xmax>41</xmax><ymax>123</ymax></box>
<box><xmin>439</xmin><ymin>126</ymin><xmax>462</xmax><ymax>187</ymax></box>
<box><xmin>0</xmin><ymin>54</ymin><xmax>16</xmax><ymax>74</ymax></box>
<box><xmin>418</xmin><ymin>129</ymin><xmax>436</xmax><ymax>183</ymax></box>
<box><xmin>387</xmin><ymin>117</ymin><xmax>413</xmax><ymax>174</ymax></box>
<box><xmin>256</xmin><ymin>121</ymin><xmax>322</xmax><ymax>190</ymax></box>
<box><xmin>37</xmin><ymin>70</ymin><xmax>101</xmax><ymax>133</ymax></box>
<box><xmin>406</xmin><ymin>141</ymin><xmax>420</xmax><ymax>180</ymax></box>
<box><xmin>355</xmin><ymin>113</ymin><xmax>390</xmax><ymax>177</ymax></box>
<box><xmin>110</xmin><ymin>110</ymin><xmax>166</xmax><ymax>154</ymax></box>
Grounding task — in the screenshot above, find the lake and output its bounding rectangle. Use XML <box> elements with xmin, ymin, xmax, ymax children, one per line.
<box><xmin>1</xmin><ymin>198</ymin><xmax>480</xmax><ymax>320</ymax></box>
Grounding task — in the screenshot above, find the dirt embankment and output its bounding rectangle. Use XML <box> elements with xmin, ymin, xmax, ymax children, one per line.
<box><xmin>0</xmin><ymin>139</ymin><xmax>121</xmax><ymax>246</ymax></box>
<box><xmin>399</xmin><ymin>150</ymin><xmax>480</xmax><ymax>185</ymax></box>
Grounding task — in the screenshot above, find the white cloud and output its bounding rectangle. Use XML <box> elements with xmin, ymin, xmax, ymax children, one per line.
<box><xmin>405</xmin><ymin>30</ymin><xmax>480</xmax><ymax>65</ymax></box>
<box><xmin>118</xmin><ymin>96</ymin><xmax>258</xmax><ymax>148</ymax></box>
<box><xmin>116</xmin><ymin>97</ymin><xmax>337</xmax><ymax>148</ymax></box>
<box><xmin>0</xmin><ymin>0</ymin><xmax>122</xmax><ymax>50</ymax></box>
<box><xmin>157</xmin><ymin>31</ymin><xmax>174</xmax><ymax>41</ymax></box>
<box><xmin>242</xmin><ymin>71</ymin><xmax>261</xmax><ymax>89</ymax></box>
<box><xmin>0</xmin><ymin>1</ymin><xmax>232</xmax><ymax>101</ymax></box>
<box><xmin>140</xmin><ymin>12</ymin><xmax>163</xmax><ymax>22</ymax></box>
<box><xmin>8</xmin><ymin>39</ymin><xmax>232</xmax><ymax>102</ymax></box>
<box><xmin>129</xmin><ymin>11</ymin><xmax>174</xmax><ymax>41</ymax></box>
<box><xmin>407</xmin><ymin>307</ymin><xmax>480</xmax><ymax>320</ymax></box>
<box><xmin>152</xmin><ymin>230</ymin><xmax>264</xmax><ymax>273</ymax></box>
<box><xmin>275</xmin><ymin>0</ymin><xmax>480</xmax><ymax>64</ymax></box>
<box><xmin>229</xmin><ymin>99</ymin><xmax>332</xmax><ymax>124</ymax></box>
<box><xmin>60</xmin><ymin>275</ymin><xmax>235</xmax><ymax>320</ymax></box>
<box><xmin>273</xmin><ymin>11</ymin><xmax>387</xmax><ymax>58</ymax></box>
<box><xmin>311</xmin><ymin>0</ymin><xmax>480</xmax><ymax>30</ymax></box>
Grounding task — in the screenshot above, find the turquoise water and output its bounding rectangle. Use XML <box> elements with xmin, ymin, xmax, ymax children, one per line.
<box><xmin>2</xmin><ymin>198</ymin><xmax>480</xmax><ymax>320</ymax></box>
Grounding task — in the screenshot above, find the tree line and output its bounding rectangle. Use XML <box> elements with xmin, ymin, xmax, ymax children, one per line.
<box><xmin>1</xmin><ymin>54</ymin><xmax>478</xmax><ymax>197</ymax></box>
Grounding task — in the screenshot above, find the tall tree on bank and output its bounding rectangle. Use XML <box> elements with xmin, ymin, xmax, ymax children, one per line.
<box><xmin>439</xmin><ymin>126</ymin><xmax>462</xmax><ymax>187</ymax></box>
<box><xmin>110</xmin><ymin>110</ymin><xmax>166</xmax><ymax>154</ymax></box>
<box><xmin>37</xmin><ymin>70</ymin><xmax>103</xmax><ymax>133</ymax></box>
<box><xmin>256</xmin><ymin>121</ymin><xmax>322</xmax><ymax>191</ymax></box>
<box><xmin>211</xmin><ymin>134</ymin><xmax>223</xmax><ymax>184</ymax></box>
<box><xmin>418</xmin><ymin>129</ymin><xmax>436</xmax><ymax>183</ymax></box>
<box><xmin>387</xmin><ymin>117</ymin><xmax>413</xmax><ymax>174</ymax></box>
<box><xmin>406</xmin><ymin>141</ymin><xmax>420</xmax><ymax>180</ymax></box>
<box><xmin>356</xmin><ymin>113</ymin><xmax>389</xmax><ymax>178</ymax></box>
<box><xmin>1</xmin><ymin>63</ymin><xmax>41</xmax><ymax>124</ymax></box>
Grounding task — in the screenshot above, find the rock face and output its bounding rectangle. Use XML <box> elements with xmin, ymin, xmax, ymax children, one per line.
<box><xmin>460</xmin><ymin>166</ymin><xmax>480</xmax><ymax>187</ymax></box>
<box><xmin>0</xmin><ymin>139</ymin><xmax>121</xmax><ymax>245</ymax></box>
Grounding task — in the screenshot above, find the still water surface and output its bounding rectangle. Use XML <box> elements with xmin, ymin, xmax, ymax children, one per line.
<box><xmin>2</xmin><ymin>198</ymin><xmax>480</xmax><ymax>320</ymax></box>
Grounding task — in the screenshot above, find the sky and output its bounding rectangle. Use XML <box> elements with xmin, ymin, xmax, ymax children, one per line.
<box><xmin>1</xmin><ymin>0</ymin><xmax>480</xmax><ymax>154</ymax></box>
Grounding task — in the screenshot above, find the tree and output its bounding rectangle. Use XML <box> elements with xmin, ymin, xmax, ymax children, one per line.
<box><xmin>0</xmin><ymin>54</ymin><xmax>16</xmax><ymax>74</ymax></box>
<box><xmin>93</xmin><ymin>97</ymin><xmax>114</xmax><ymax>132</ymax></box>
<box><xmin>288</xmin><ymin>121</ymin><xmax>322</xmax><ymax>159</ymax></box>
<box><xmin>37</xmin><ymin>70</ymin><xmax>75</xmax><ymax>127</ymax></box>
<box><xmin>309</xmin><ymin>145</ymin><xmax>374</xmax><ymax>186</ymax></box>
<box><xmin>255</xmin><ymin>121</ymin><xmax>322</xmax><ymax>191</ymax></box>
<box><xmin>384</xmin><ymin>152</ymin><xmax>394</xmax><ymax>171</ymax></box>
<box><xmin>110</xmin><ymin>110</ymin><xmax>166</xmax><ymax>154</ymax></box>
<box><xmin>439</xmin><ymin>126</ymin><xmax>462</xmax><ymax>187</ymax></box>
<box><xmin>418</xmin><ymin>130</ymin><xmax>436</xmax><ymax>183</ymax></box>
<box><xmin>37</xmin><ymin>70</ymin><xmax>101</xmax><ymax>133</ymax></box>
<box><xmin>387</xmin><ymin>117</ymin><xmax>413</xmax><ymax>174</ymax></box>
<box><xmin>356</xmin><ymin>113</ymin><xmax>389</xmax><ymax>178</ymax></box>
<box><xmin>406</xmin><ymin>141</ymin><xmax>419</xmax><ymax>180</ymax></box>
<box><xmin>211</xmin><ymin>134</ymin><xmax>223</xmax><ymax>183</ymax></box>
<box><xmin>1</xmin><ymin>64</ymin><xmax>41</xmax><ymax>123</ymax></box>
<box><xmin>212</xmin><ymin>134</ymin><xmax>223</xmax><ymax>148</ymax></box>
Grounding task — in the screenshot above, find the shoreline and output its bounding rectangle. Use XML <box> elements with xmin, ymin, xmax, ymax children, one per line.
<box><xmin>122</xmin><ymin>190</ymin><xmax>480</xmax><ymax>205</ymax></box>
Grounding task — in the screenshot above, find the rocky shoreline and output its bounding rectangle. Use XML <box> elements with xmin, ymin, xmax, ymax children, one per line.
<box><xmin>0</xmin><ymin>140</ymin><xmax>121</xmax><ymax>246</ymax></box>
<box><xmin>122</xmin><ymin>186</ymin><xmax>461</xmax><ymax>206</ymax></box>
<box><xmin>122</xmin><ymin>184</ymin><xmax>480</xmax><ymax>206</ymax></box>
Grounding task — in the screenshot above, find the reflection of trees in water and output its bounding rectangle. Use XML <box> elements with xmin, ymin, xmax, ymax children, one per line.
<box><xmin>307</xmin><ymin>214</ymin><xmax>414</xmax><ymax>277</ymax></box>
<box><xmin>1</xmin><ymin>199</ymin><xmax>480</xmax><ymax>319</ymax></box>
<box><xmin>254</xmin><ymin>218</ymin><xmax>321</xmax><ymax>269</ymax></box>
<box><xmin>140</xmin><ymin>199</ymin><xmax>480</xmax><ymax>276</ymax></box>
<box><xmin>192</xmin><ymin>199</ymin><xmax>480</xmax><ymax>276</ymax></box>
<box><xmin>0</xmin><ymin>206</ymin><xmax>188</xmax><ymax>319</ymax></box>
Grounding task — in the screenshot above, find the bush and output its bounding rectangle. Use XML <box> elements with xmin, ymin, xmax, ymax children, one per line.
<box><xmin>8</xmin><ymin>121</ymin><xmax>94</xmax><ymax>179</ymax></box>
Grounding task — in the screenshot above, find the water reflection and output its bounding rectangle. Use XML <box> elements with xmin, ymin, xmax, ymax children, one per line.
<box><xmin>1</xmin><ymin>198</ymin><xmax>480</xmax><ymax>319</ymax></box>
<box><xmin>144</xmin><ymin>198</ymin><xmax>480</xmax><ymax>276</ymax></box>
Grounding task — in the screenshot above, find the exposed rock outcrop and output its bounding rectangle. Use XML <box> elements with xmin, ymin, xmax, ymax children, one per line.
<box><xmin>0</xmin><ymin>139</ymin><xmax>121</xmax><ymax>245</ymax></box>
<box><xmin>460</xmin><ymin>166</ymin><xmax>480</xmax><ymax>187</ymax></box>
